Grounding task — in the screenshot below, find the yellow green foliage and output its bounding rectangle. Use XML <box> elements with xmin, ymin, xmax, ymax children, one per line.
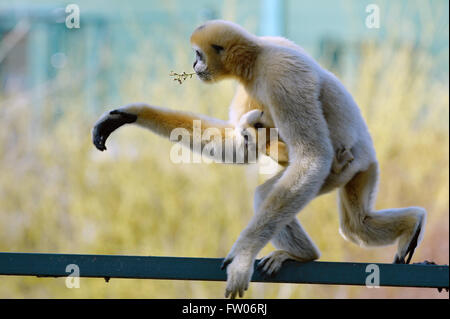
<box><xmin>0</xmin><ymin>8</ymin><xmax>448</xmax><ymax>298</ymax></box>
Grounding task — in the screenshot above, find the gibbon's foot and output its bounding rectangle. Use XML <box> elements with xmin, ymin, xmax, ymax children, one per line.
<box><xmin>393</xmin><ymin>222</ymin><xmax>423</xmax><ymax>264</ymax></box>
<box><xmin>92</xmin><ymin>109</ymin><xmax>137</xmax><ymax>151</ymax></box>
<box><xmin>393</xmin><ymin>255</ymin><xmax>406</xmax><ymax>264</ymax></box>
<box><xmin>257</xmin><ymin>250</ymin><xmax>292</xmax><ymax>277</ymax></box>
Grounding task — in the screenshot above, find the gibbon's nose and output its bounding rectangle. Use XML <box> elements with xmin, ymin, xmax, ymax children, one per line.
<box><xmin>193</xmin><ymin>60</ymin><xmax>198</xmax><ymax>69</ymax></box>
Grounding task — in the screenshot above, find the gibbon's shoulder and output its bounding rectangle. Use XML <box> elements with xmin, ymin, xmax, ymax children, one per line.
<box><xmin>259</xmin><ymin>36</ymin><xmax>316</xmax><ymax>62</ymax></box>
<box><xmin>256</xmin><ymin>42</ymin><xmax>322</xmax><ymax>78</ymax></box>
<box><xmin>260</xmin><ymin>36</ymin><xmax>300</xmax><ymax>51</ymax></box>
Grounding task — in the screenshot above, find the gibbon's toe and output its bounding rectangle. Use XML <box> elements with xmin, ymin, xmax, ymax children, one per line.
<box><xmin>257</xmin><ymin>250</ymin><xmax>291</xmax><ymax>276</ymax></box>
<box><xmin>393</xmin><ymin>222</ymin><xmax>423</xmax><ymax>265</ymax></box>
<box><xmin>404</xmin><ymin>224</ymin><xmax>423</xmax><ymax>264</ymax></box>
<box><xmin>92</xmin><ymin>109</ymin><xmax>137</xmax><ymax>151</ymax></box>
<box><xmin>393</xmin><ymin>255</ymin><xmax>405</xmax><ymax>264</ymax></box>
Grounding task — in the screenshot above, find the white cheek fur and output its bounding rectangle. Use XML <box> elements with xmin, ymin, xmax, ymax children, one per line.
<box><xmin>195</xmin><ymin>61</ymin><xmax>208</xmax><ymax>73</ymax></box>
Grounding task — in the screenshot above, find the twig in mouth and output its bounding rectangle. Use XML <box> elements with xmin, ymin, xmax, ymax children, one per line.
<box><xmin>169</xmin><ymin>71</ymin><xmax>196</xmax><ymax>84</ymax></box>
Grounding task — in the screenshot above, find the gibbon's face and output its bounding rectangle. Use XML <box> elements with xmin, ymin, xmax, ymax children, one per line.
<box><xmin>191</xmin><ymin>42</ymin><xmax>225</xmax><ymax>83</ymax></box>
<box><xmin>191</xmin><ymin>20</ymin><xmax>260</xmax><ymax>84</ymax></box>
<box><xmin>190</xmin><ymin>21</ymin><xmax>234</xmax><ymax>82</ymax></box>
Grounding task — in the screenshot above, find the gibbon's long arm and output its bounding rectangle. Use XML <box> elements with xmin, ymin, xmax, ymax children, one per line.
<box><xmin>93</xmin><ymin>103</ymin><xmax>229</xmax><ymax>149</ymax></box>
<box><xmin>92</xmin><ymin>103</ymin><xmax>285</xmax><ymax>164</ymax></box>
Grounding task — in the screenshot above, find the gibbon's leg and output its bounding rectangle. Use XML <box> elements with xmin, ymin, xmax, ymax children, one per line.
<box><xmin>233</xmin><ymin>145</ymin><xmax>356</xmax><ymax>278</ymax></box>
<box><xmin>92</xmin><ymin>103</ymin><xmax>262</xmax><ymax>163</ymax></box>
<box><xmin>251</xmin><ymin>146</ymin><xmax>355</xmax><ymax>277</ymax></box>
<box><xmin>252</xmin><ymin>171</ymin><xmax>320</xmax><ymax>276</ymax></box>
<box><xmin>258</xmin><ymin>220</ymin><xmax>321</xmax><ymax>276</ymax></box>
<box><xmin>338</xmin><ymin>162</ymin><xmax>427</xmax><ymax>264</ymax></box>
<box><xmin>221</xmin><ymin>147</ymin><xmax>333</xmax><ymax>298</ymax></box>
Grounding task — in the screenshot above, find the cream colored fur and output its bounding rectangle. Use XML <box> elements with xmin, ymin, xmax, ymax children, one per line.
<box><xmin>92</xmin><ymin>20</ymin><xmax>427</xmax><ymax>299</ymax></box>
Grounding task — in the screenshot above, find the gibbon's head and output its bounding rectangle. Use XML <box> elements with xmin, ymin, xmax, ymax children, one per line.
<box><xmin>190</xmin><ymin>20</ymin><xmax>260</xmax><ymax>84</ymax></box>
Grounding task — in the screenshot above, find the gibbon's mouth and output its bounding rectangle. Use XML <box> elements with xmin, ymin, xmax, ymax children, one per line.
<box><xmin>196</xmin><ymin>71</ymin><xmax>212</xmax><ymax>82</ymax></box>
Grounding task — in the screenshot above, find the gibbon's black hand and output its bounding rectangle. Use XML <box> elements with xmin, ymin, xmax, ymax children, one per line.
<box><xmin>92</xmin><ymin>110</ymin><xmax>137</xmax><ymax>151</ymax></box>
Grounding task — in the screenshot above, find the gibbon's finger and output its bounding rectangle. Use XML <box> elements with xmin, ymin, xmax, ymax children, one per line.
<box><xmin>225</xmin><ymin>289</ymin><xmax>236</xmax><ymax>299</ymax></box>
<box><xmin>92</xmin><ymin>110</ymin><xmax>137</xmax><ymax>151</ymax></box>
<box><xmin>225</xmin><ymin>287</ymin><xmax>235</xmax><ymax>299</ymax></box>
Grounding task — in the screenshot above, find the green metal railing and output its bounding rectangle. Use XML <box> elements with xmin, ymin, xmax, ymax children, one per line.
<box><xmin>0</xmin><ymin>252</ymin><xmax>448</xmax><ymax>289</ymax></box>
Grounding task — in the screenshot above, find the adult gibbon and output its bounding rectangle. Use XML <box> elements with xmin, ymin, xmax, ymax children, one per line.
<box><xmin>92</xmin><ymin>20</ymin><xmax>426</xmax><ymax>299</ymax></box>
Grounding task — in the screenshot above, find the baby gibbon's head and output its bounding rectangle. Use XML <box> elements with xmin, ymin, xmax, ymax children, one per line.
<box><xmin>190</xmin><ymin>20</ymin><xmax>260</xmax><ymax>83</ymax></box>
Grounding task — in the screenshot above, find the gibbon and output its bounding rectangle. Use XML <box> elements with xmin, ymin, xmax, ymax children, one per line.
<box><xmin>92</xmin><ymin>20</ymin><xmax>427</xmax><ymax>299</ymax></box>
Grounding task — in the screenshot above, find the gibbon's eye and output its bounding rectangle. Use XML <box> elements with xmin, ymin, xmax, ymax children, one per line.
<box><xmin>211</xmin><ymin>44</ymin><xmax>224</xmax><ymax>54</ymax></box>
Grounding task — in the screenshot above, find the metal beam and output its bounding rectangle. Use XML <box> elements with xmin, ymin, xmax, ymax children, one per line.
<box><xmin>0</xmin><ymin>252</ymin><xmax>447</xmax><ymax>289</ymax></box>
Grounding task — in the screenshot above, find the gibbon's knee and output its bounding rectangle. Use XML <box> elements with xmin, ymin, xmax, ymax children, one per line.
<box><xmin>245</xmin><ymin>159</ymin><xmax>332</xmax><ymax>255</ymax></box>
<box><xmin>254</xmin><ymin>172</ymin><xmax>321</xmax><ymax>261</ymax></box>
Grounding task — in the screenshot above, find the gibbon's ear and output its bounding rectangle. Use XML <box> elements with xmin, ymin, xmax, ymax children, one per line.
<box><xmin>211</xmin><ymin>44</ymin><xmax>224</xmax><ymax>54</ymax></box>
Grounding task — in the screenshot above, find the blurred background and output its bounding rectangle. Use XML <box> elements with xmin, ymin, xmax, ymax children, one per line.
<box><xmin>0</xmin><ymin>0</ymin><xmax>448</xmax><ymax>298</ymax></box>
